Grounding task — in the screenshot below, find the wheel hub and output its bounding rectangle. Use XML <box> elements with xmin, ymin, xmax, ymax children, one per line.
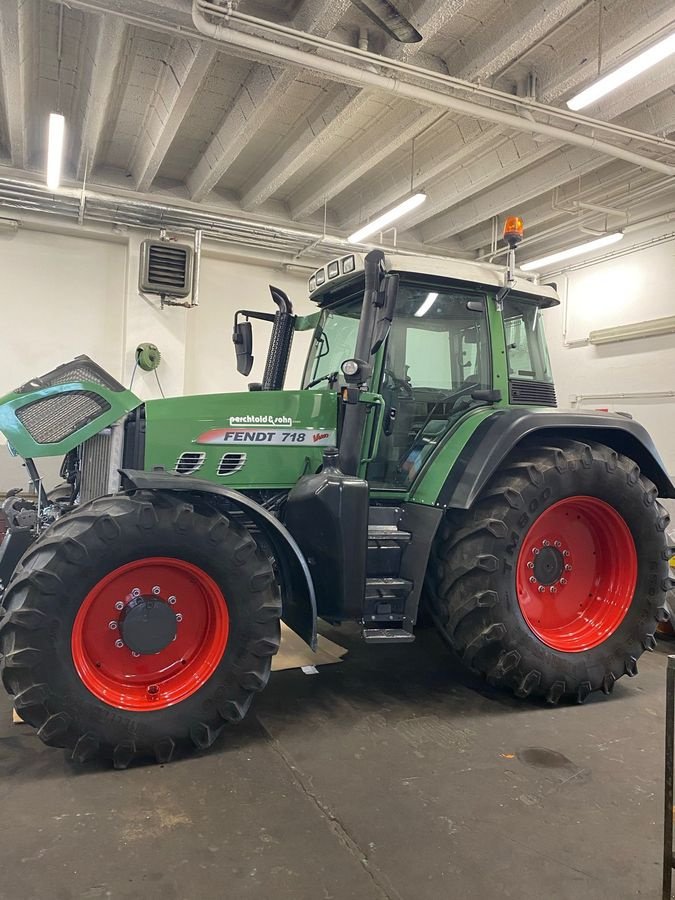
<box><xmin>516</xmin><ymin>496</ymin><xmax>637</xmax><ymax>652</ymax></box>
<box><xmin>119</xmin><ymin>596</ymin><xmax>177</xmax><ymax>655</ymax></box>
<box><xmin>71</xmin><ymin>557</ymin><xmax>229</xmax><ymax>711</ymax></box>
<box><xmin>532</xmin><ymin>546</ymin><xmax>564</xmax><ymax>586</ymax></box>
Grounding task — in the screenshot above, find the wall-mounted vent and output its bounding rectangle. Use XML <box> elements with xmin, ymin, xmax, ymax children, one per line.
<box><xmin>139</xmin><ymin>240</ymin><xmax>193</xmax><ymax>298</ymax></box>
<box><xmin>218</xmin><ymin>453</ymin><xmax>247</xmax><ymax>476</ymax></box>
<box><xmin>175</xmin><ymin>451</ymin><xmax>205</xmax><ymax>475</ymax></box>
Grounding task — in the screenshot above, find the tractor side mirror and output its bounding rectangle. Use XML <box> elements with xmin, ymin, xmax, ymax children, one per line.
<box><xmin>371</xmin><ymin>273</ymin><xmax>399</xmax><ymax>354</ymax></box>
<box><xmin>233</xmin><ymin>318</ymin><xmax>254</xmax><ymax>376</ymax></box>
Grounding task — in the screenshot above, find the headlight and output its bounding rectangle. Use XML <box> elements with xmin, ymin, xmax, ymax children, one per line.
<box><xmin>341</xmin><ymin>359</ymin><xmax>359</xmax><ymax>377</ymax></box>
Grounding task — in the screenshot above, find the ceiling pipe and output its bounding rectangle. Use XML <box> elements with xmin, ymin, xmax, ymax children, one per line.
<box><xmin>200</xmin><ymin>2</ymin><xmax>673</xmax><ymax>153</ymax></box>
<box><xmin>42</xmin><ymin>0</ymin><xmax>675</xmax><ymax>161</ymax></box>
<box><xmin>192</xmin><ymin>0</ymin><xmax>675</xmax><ymax>177</ymax></box>
<box><xmin>0</xmin><ymin>176</ymin><xmax>461</xmax><ymax>263</ymax></box>
<box><xmin>478</xmin><ymin>176</ymin><xmax>675</xmax><ymax>261</ymax></box>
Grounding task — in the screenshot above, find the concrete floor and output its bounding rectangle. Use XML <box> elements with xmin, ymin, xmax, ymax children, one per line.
<box><xmin>0</xmin><ymin>624</ymin><xmax>670</xmax><ymax>900</ymax></box>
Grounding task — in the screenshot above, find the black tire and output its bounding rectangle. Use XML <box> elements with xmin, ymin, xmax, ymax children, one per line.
<box><xmin>426</xmin><ymin>439</ymin><xmax>673</xmax><ymax>703</ymax></box>
<box><xmin>0</xmin><ymin>492</ymin><xmax>281</xmax><ymax>767</ymax></box>
<box><xmin>47</xmin><ymin>482</ymin><xmax>74</xmax><ymax>503</ymax></box>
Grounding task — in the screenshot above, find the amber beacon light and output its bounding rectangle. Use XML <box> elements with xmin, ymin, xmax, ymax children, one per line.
<box><xmin>503</xmin><ymin>216</ymin><xmax>524</xmax><ymax>247</ymax></box>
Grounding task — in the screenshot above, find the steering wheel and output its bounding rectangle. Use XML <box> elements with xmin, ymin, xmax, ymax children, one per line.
<box><xmin>383</xmin><ymin>367</ymin><xmax>414</xmax><ymax>398</ymax></box>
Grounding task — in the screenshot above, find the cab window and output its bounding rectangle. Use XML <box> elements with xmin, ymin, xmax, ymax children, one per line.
<box><xmin>503</xmin><ymin>298</ymin><xmax>553</xmax><ymax>383</ymax></box>
<box><xmin>368</xmin><ymin>283</ymin><xmax>490</xmax><ymax>488</ymax></box>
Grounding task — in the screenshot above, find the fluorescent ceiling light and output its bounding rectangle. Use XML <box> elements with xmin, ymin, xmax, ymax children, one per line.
<box><xmin>567</xmin><ymin>31</ymin><xmax>675</xmax><ymax>110</ymax></box>
<box><xmin>348</xmin><ymin>193</ymin><xmax>426</xmax><ymax>243</ymax></box>
<box><xmin>520</xmin><ymin>233</ymin><xmax>624</xmax><ymax>271</ymax></box>
<box><xmin>414</xmin><ymin>291</ymin><xmax>438</xmax><ymax>317</ymax></box>
<box><xmin>589</xmin><ymin>315</ymin><xmax>675</xmax><ymax>345</ymax></box>
<box><xmin>46</xmin><ymin>113</ymin><xmax>65</xmax><ymax>190</ymax></box>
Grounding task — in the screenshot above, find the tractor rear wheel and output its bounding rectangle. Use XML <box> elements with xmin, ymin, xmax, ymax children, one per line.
<box><xmin>0</xmin><ymin>492</ymin><xmax>281</xmax><ymax>766</ymax></box>
<box><xmin>426</xmin><ymin>439</ymin><xmax>673</xmax><ymax>702</ymax></box>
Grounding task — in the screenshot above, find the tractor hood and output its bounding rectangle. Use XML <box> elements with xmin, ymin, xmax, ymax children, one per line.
<box><xmin>143</xmin><ymin>388</ymin><xmax>338</xmax><ymax>489</ymax></box>
<box><xmin>0</xmin><ymin>355</ymin><xmax>141</xmax><ymax>459</ymax></box>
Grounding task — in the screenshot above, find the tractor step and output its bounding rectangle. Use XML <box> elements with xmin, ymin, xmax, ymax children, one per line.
<box><xmin>363</xmin><ymin>576</ymin><xmax>413</xmax><ymax>627</ymax></box>
<box><xmin>368</xmin><ymin>507</ymin><xmax>403</xmax><ymax>527</ymax></box>
<box><xmin>367</xmin><ymin>524</ymin><xmax>411</xmax><ymax>577</ymax></box>
<box><xmin>362</xmin><ymin>628</ymin><xmax>415</xmax><ymax>644</ymax></box>
<box><xmin>365</xmin><ymin>576</ymin><xmax>413</xmax><ymax>599</ymax></box>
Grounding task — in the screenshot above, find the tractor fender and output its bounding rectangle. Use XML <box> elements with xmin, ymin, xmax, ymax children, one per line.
<box><xmin>119</xmin><ymin>469</ymin><xmax>317</xmax><ymax>649</ymax></box>
<box><xmin>436</xmin><ymin>408</ymin><xmax>675</xmax><ymax>510</ymax></box>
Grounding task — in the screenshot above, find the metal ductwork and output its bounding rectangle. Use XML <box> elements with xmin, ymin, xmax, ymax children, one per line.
<box><xmin>350</xmin><ymin>0</ymin><xmax>422</xmax><ymax>43</ymax></box>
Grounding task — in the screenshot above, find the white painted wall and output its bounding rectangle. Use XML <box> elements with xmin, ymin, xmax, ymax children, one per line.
<box><xmin>0</xmin><ymin>222</ymin><xmax>312</xmax><ymax>491</ymax></box>
<box><xmin>541</xmin><ymin>220</ymin><xmax>675</xmax><ymax>481</ymax></box>
<box><xmin>184</xmin><ymin>255</ymin><xmax>313</xmax><ymax>396</ymax></box>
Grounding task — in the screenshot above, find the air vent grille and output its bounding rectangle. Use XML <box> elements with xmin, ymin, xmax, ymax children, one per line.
<box><xmin>218</xmin><ymin>453</ymin><xmax>247</xmax><ymax>476</ymax></box>
<box><xmin>509</xmin><ymin>380</ymin><xmax>557</xmax><ymax>407</ymax></box>
<box><xmin>139</xmin><ymin>241</ymin><xmax>193</xmax><ymax>298</ymax></box>
<box><xmin>16</xmin><ymin>391</ymin><xmax>111</xmax><ymax>444</ymax></box>
<box><xmin>175</xmin><ymin>452</ymin><xmax>205</xmax><ymax>475</ymax></box>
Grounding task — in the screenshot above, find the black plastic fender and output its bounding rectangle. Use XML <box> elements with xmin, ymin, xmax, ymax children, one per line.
<box><xmin>437</xmin><ymin>407</ymin><xmax>675</xmax><ymax>509</ymax></box>
<box><xmin>120</xmin><ymin>469</ymin><xmax>317</xmax><ymax>649</ymax></box>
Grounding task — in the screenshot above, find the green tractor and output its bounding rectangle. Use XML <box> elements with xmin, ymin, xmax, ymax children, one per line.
<box><xmin>0</xmin><ymin>242</ymin><xmax>673</xmax><ymax>767</ymax></box>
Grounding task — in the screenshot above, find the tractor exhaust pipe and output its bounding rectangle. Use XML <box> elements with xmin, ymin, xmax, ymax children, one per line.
<box><xmin>261</xmin><ymin>286</ymin><xmax>295</xmax><ymax>391</ymax></box>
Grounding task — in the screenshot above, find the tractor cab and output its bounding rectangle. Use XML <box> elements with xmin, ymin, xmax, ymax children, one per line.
<box><xmin>300</xmin><ymin>250</ymin><xmax>559</xmax><ymax>493</ymax></box>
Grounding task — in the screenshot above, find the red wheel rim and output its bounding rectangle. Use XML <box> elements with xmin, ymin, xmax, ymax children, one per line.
<box><xmin>71</xmin><ymin>557</ymin><xmax>229</xmax><ymax>711</ymax></box>
<box><xmin>516</xmin><ymin>496</ymin><xmax>637</xmax><ymax>653</ymax></box>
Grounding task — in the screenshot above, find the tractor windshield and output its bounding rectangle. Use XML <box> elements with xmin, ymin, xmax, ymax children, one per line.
<box><xmin>303</xmin><ymin>296</ymin><xmax>362</xmax><ymax>390</ymax></box>
<box><xmin>303</xmin><ymin>282</ymin><xmax>492</xmax><ymax>487</ymax></box>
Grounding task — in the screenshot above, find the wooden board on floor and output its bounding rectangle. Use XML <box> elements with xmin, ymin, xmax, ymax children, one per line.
<box><xmin>272</xmin><ymin>623</ymin><xmax>347</xmax><ymax>672</ymax></box>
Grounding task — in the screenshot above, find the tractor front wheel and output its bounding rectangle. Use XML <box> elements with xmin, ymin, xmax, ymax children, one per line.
<box><xmin>0</xmin><ymin>493</ymin><xmax>281</xmax><ymax>766</ymax></box>
<box><xmin>427</xmin><ymin>439</ymin><xmax>672</xmax><ymax>703</ymax></box>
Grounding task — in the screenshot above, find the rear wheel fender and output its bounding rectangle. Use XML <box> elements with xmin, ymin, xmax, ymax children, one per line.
<box><xmin>436</xmin><ymin>409</ymin><xmax>675</xmax><ymax>509</ymax></box>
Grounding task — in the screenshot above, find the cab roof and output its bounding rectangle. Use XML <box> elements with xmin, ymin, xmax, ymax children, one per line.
<box><xmin>308</xmin><ymin>252</ymin><xmax>560</xmax><ymax>308</ymax></box>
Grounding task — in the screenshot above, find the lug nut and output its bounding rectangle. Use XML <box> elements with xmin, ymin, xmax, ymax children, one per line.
<box><xmin>554</xmin><ymin>541</ymin><xmax>561</xmax><ymax>548</ymax></box>
<box><xmin>527</xmin><ymin>561</ymin><xmax>534</xmax><ymax>569</ymax></box>
<box><xmin>533</xmin><ymin>548</ymin><xmax>540</xmax><ymax>556</ymax></box>
<box><xmin>108</xmin><ymin>621</ymin><xmax>118</xmax><ymax>630</ymax></box>
<box><xmin>543</xmin><ymin>540</ymin><xmax>550</xmax><ymax>547</ymax></box>
<box><xmin>147</xmin><ymin>684</ymin><xmax>159</xmax><ymax>697</ymax></box>
<box><xmin>563</xmin><ymin>550</ymin><xmax>570</xmax><ymax>558</ymax></box>
<box><xmin>550</xmin><ymin>586</ymin><xmax>557</xmax><ymax>594</ymax></box>
<box><xmin>565</xmin><ymin>564</ymin><xmax>572</xmax><ymax>572</ymax></box>
<box><xmin>175</xmin><ymin>613</ymin><xmax>183</xmax><ymax>623</ymax></box>
<box><xmin>131</xmin><ymin>588</ymin><xmax>141</xmax><ymax>598</ymax></box>
<box><xmin>168</xmin><ymin>595</ymin><xmax>176</xmax><ymax>605</ymax></box>
<box><xmin>560</xmin><ymin>577</ymin><xmax>568</xmax><ymax>585</ymax></box>
<box><xmin>152</xmin><ymin>586</ymin><xmax>161</xmax><ymax>595</ymax></box>
<box><xmin>132</xmin><ymin>651</ymin><xmax>140</xmax><ymax>658</ymax></box>
<box><xmin>538</xmin><ymin>586</ymin><xmax>546</xmax><ymax>593</ymax></box>
<box><xmin>115</xmin><ymin>601</ymin><xmax>124</xmax><ymax>611</ymax></box>
<box><xmin>529</xmin><ymin>576</ymin><xmax>537</xmax><ymax>584</ymax></box>
<box><xmin>115</xmin><ymin>639</ymin><xmax>124</xmax><ymax>649</ymax></box>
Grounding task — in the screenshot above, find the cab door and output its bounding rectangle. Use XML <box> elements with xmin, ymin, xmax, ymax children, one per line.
<box><xmin>367</xmin><ymin>282</ymin><xmax>491</xmax><ymax>489</ymax></box>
